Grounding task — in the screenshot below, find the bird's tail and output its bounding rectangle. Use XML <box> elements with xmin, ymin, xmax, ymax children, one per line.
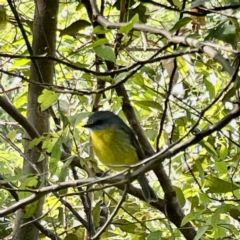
<box><xmin>137</xmin><ymin>174</ymin><xmax>157</xmax><ymax>202</ymax></box>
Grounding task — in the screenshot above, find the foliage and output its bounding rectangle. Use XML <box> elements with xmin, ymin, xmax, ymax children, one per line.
<box><xmin>0</xmin><ymin>0</ymin><xmax>240</xmax><ymax>239</ymax></box>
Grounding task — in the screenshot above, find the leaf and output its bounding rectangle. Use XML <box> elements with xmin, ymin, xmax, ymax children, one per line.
<box><xmin>119</xmin><ymin>14</ymin><xmax>139</xmax><ymax>34</ymax></box>
<box><xmin>195</xmin><ymin>160</ymin><xmax>205</xmax><ymax>181</ymax></box>
<box><xmin>51</xmin><ymin>138</ymin><xmax>64</xmax><ymax>159</ymax></box>
<box><xmin>140</xmin><ymin>66</ymin><xmax>156</xmax><ymax>77</ymax></box>
<box><xmin>229</xmin><ymin>208</ymin><xmax>240</xmax><ymax>221</ymax></box>
<box><xmin>93</xmin><ymin>25</ymin><xmax>111</xmax><ymax>34</ymax></box>
<box><xmin>29</xmin><ymin>137</ymin><xmax>43</xmax><ymax>149</ymax></box>
<box><xmin>0</xmin><ymin>5</ymin><xmax>7</xmax><ymax>30</ymax></box>
<box><xmin>190</xmin><ymin>0</ymin><xmax>206</xmax><ymax>8</ymax></box>
<box><xmin>219</xmin><ymin>143</ymin><xmax>228</xmax><ymax>160</ymax></box>
<box><xmin>222</xmin><ymin>87</ymin><xmax>235</xmax><ymax>102</ymax></box>
<box><xmin>194</xmin><ymin>225</ymin><xmax>209</xmax><ymax>240</ymax></box>
<box><xmin>42</xmin><ymin>135</ymin><xmax>59</xmax><ymax>153</ymax></box>
<box><xmin>170</xmin><ymin>17</ymin><xmax>192</xmax><ymax>32</ymax></box>
<box><xmin>211</xmin><ymin>212</ymin><xmax>219</xmax><ymax>227</ymax></box>
<box><xmin>215</xmin><ymin>161</ymin><xmax>227</xmax><ymax>173</ymax></box>
<box><xmin>38</xmin><ymin>89</ymin><xmax>60</xmax><ymax>111</ymax></box>
<box><xmin>64</xmin><ymin>233</ymin><xmax>79</xmax><ymax>240</ymax></box>
<box><xmin>114</xmin><ymin>72</ymin><xmax>129</xmax><ymax>83</ymax></box>
<box><xmin>133</xmin><ymin>100</ymin><xmax>162</xmax><ymax>110</ymax></box>
<box><xmin>58</xmin><ymin>100</ymin><xmax>69</xmax><ymax>115</ymax></box>
<box><xmin>206</xmin><ymin>22</ymin><xmax>237</xmax><ymax>46</ymax></box>
<box><xmin>174</xmin><ymin>186</ymin><xmax>186</xmax><ymax>207</ymax></box>
<box><xmin>181</xmin><ymin>210</ymin><xmax>205</xmax><ymax>226</ymax></box>
<box><xmin>60</xmin><ymin>20</ymin><xmax>91</xmax><ymax>36</ymax></box>
<box><xmin>93</xmin><ymin>45</ymin><xmax>116</xmax><ymax>62</ymax></box>
<box><xmin>204</xmin><ymin>78</ymin><xmax>215</xmax><ymax>99</ymax></box>
<box><xmin>58</xmin><ymin>167</ymin><xmax>69</xmax><ymax>195</ymax></box>
<box><xmin>7</xmin><ymin>130</ymin><xmax>17</xmax><ymax>141</ymax></box>
<box><xmin>24</xmin><ymin>201</ymin><xmax>38</xmax><ymax>218</ymax></box>
<box><xmin>199</xmin><ymin>141</ymin><xmax>217</xmax><ymax>156</ymax></box>
<box><xmin>147</xmin><ymin>231</ymin><xmax>162</xmax><ymax>240</ymax></box>
<box><xmin>0</xmin><ymin>173</ymin><xmax>34</xmax><ymax>183</ymax></box>
<box><xmin>68</xmin><ymin>112</ymin><xmax>90</xmax><ymax>128</ymax></box>
<box><xmin>214</xmin><ymin>226</ymin><xmax>227</xmax><ymax>239</ymax></box>
<box><xmin>92</xmin><ymin>38</ymin><xmax>109</xmax><ymax>47</ymax></box>
<box><xmin>205</xmin><ymin>176</ymin><xmax>239</xmax><ymax>193</ymax></box>
<box><xmin>114</xmin><ymin>219</ymin><xmax>138</xmax><ymax>233</ymax></box>
<box><xmin>92</xmin><ymin>204</ymin><xmax>101</xmax><ymax>227</ymax></box>
<box><xmin>132</xmin><ymin>72</ymin><xmax>144</xmax><ymax>86</ymax></box>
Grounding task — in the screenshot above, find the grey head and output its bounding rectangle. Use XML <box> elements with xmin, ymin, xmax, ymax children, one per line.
<box><xmin>83</xmin><ymin>111</ymin><xmax>126</xmax><ymax>131</ymax></box>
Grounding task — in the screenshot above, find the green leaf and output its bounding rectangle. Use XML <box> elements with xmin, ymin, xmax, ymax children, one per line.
<box><xmin>133</xmin><ymin>100</ymin><xmax>162</xmax><ymax>110</ymax></box>
<box><xmin>199</xmin><ymin>141</ymin><xmax>217</xmax><ymax>156</ymax></box>
<box><xmin>190</xmin><ymin>0</ymin><xmax>206</xmax><ymax>8</ymax></box>
<box><xmin>93</xmin><ymin>45</ymin><xmax>116</xmax><ymax>62</ymax></box>
<box><xmin>24</xmin><ymin>201</ymin><xmax>38</xmax><ymax>218</ymax></box>
<box><xmin>0</xmin><ymin>173</ymin><xmax>34</xmax><ymax>183</ymax></box>
<box><xmin>64</xmin><ymin>233</ymin><xmax>79</xmax><ymax>240</ymax></box>
<box><xmin>211</xmin><ymin>212</ymin><xmax>219</xmax><ymax>227</ymax></box>
<box><xmin>214</xmin><ymin>226</ymin><xmax>227</xmax><ymax>239</ymax></box>
<box><xmin>93</xmin><ymin>25</ymin><xmax>111</xmax><ymax>34</ymax></box>
<box><xmin>174</xmin><ymin>186</ymin><xmax>186</xmax><ymax>207</ymax></box>
<box><xmin>12</xmin><ymin>58</ymin><xmax>30</xmax><ymax>68</ymax></box>
<box><xmin>222</xmin><ymin>87</ymin><xmax>235</xmax><ymax>102</ymax></box>
<box><xmin>195</xmin><ymin>160</ymin><xmax>205</xmax><ymax>181</ymax></box>
<box><xmin>92</xmin><ymin>38</ymin><xmax>109</xmax><ymax>47</ymax></box>
<box><xmin>147</xmin><ymin>231</ymin><xmax>162</xmax><ymax>240</ymax></box>
<box><xmin>119</xmin><ymin>14</ymin><xmax>139</xmax><ymax>34</ymax></box>
<box><xmin>140</xmin><ymin>66</ymin><xmax>156</xmax><ymax>77</ymax></box>
<box><xmin>7</xmin><ymin>130</ymin><xmax>17</xmax><ymax>141</ymax></box>
<box><xmin>204</xmin><ymin>78</ymin><xmax>215</xmax><ymax>99</ymax></box>
<box><xmin>0</xmin><ymin>5</ymin><xmax>7</xmax><ymax>30</ymax></box>
<box><xmin>172</xmin><ymin>0</ymin><xmax>181</xmax><ymax>8</ymax></box>
<box><xmin>229</xmin><ymin>207</ymin><xmax>240</xmax><ymax>221</ymax></box>
<box><xmin>114</xmin><ymin>219</ymin><xmax>138</xmax><ymax>233</ymax></box>
<box><xmin>38</xmin><ymin>89</ymin><xmax>60</xmax><ymax>111</ymax></box>
<box><xmin>60</xmin><ymin>19</ymin><xmax>91</xmax><ymax>36</ymax></box>
<box><xmin>194</xmin><ymin>225</ymin><xmax>209</xmax><ymax>240</ymax></box>
<box><xmin>170</xmin><ymin>17</ymin><xmax>192</xmax><ymax>32</ymax></box>
<box><xmin>205</xmin><ymin>176</ymin><xmax>239</xmax><ymax>193</ymax></box>
<box><xmin>132</xmin><ymin>72</ymin><xmax>144</xmax><ymax>86</ymax></box>
<box><xmin>215</xmin><ymin>161</ymin><xmax>227</xmax><ymax>173</ymax></box>
<box><xmin>42</xmin><ymin>136</ymin><xmax>59</xmax><ymax>153</ymax></box>
<box><xmin>206</xmin><ymin>23</ymin><xmax>237</xmax><ymax>46</ymax></box>
<box><xmin>68</xmin><ymin>112</ymin><xmax>90</xmax><ymax>128</ymax></box>
<box><xmin>29</xmin><ymin>137</ymin><xmax>43</xmax><ymax>149</ymax></box>
<box><xmin>114</xmin><ymin>72</ymin><xmax>129</xmax><ymax>83</ymax></box>
<box><xmin>51</xmin><ymin>138</ymin><xmax>64</xmax><ymax>159</ymax></box>
<box><xmin>181</xmin><ymin>210</ymin><xmax>205</xmax><ymax>226</ymax></box>
<box><xmin>219</xmin><ymin>143</ymin><xmax>228</xmax><ymax>160</ymax></box>
<box><xmin>92</xmin><ymin>203</ymin><xmax>101</xmax><ymax>227</ymax></box>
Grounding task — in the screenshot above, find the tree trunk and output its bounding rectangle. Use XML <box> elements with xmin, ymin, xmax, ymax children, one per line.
<box><xmin>12</xmin><ymin>1</ymin><xmax>59</xmax><ymax>239</ymax></box>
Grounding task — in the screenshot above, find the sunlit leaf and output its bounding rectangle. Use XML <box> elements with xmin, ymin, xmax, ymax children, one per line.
<box><xmin>38</xmin><ymin>89</ymin><xmax>60</xmax><ymax>111</ymax></box>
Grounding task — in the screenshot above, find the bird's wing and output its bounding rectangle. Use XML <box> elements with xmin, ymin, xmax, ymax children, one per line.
<box><xmin>120</xmin><ymin>124</ymin><xmax>145</xmax><ymax>161</ymax></box>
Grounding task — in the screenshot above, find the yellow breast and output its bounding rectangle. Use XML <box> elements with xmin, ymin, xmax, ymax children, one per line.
<box><xmin>90</xmin><ymin>128</ymin><xmax>139</xmax><ymax>171</ymax></box>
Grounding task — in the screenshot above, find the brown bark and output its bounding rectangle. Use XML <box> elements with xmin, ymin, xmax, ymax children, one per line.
<box><xmin>12</xmin><ymin>1</ymin><xmax>59</xmax><ymax>239</ymax></box>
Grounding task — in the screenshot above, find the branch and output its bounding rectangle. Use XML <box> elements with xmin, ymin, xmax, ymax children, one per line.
<box><xmin>89</xmin><ymin>0</ymin><xmax>233</xmax><ymax>75</ymax></box>
<box><xmin>132</xmin><ymin>103</ymin><xmax>240</xmax><ymax>177</ymax></box>
<box><xmin>2</xmin><ymin>95</ymin><xmax>240</xmax><ymax>218</ymax></box>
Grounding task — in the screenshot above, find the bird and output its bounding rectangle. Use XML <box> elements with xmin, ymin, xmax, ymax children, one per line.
<box><xmin>83</xmin><ymin>111</ymin><xmax>157</xmax><ymax>202</ymax></box>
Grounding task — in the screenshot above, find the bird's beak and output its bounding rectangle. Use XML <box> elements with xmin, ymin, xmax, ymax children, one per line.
<box><xmin>83</xmin><ymin>123</ymin><xmax>89</xmax><ymax>128</ymax></box>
